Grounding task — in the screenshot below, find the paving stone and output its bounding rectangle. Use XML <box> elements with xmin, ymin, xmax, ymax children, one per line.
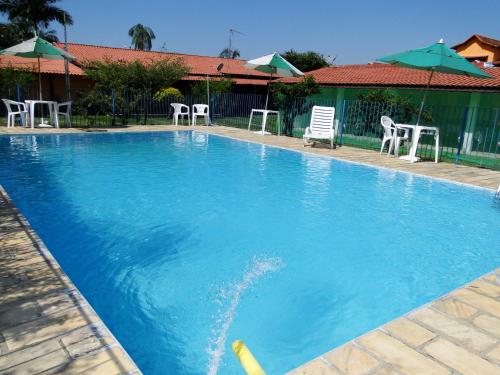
<box><xmin>472</xmin><ymin>314</ymin><xmax>500</xmax><ymax>338</ymax></box>
<box><xmin>0</xmin><ymin>300</ymin><xmax>42</xmax><ymax>329</ymax></box>
<box><xmin>0</xmin><ymin>276</ymin><xmax>68</xmax><ymax>305</ymax></box>
<box><xmin>61</xmin><ymin>324</ymin><xmax>114</xmax><ymax>358</ymax></box>
<box><xmin>487</xmin><ymin>345</ymin><xmax>500</xmax><ymax>364</ymax></box>
<box><xmin>410</xmin><ymin>307</ymin><xmax>496</xmax><ymax>352</ymax></box>
<box><xmin>43</xmin><ymin>348</ymin><xmax>138</xmax><ymax>375</ymax></box>
<box><xmin>1</xmin><ymin>347</ymin><xmax>69</xmax><ymax>374</ymax></box>
<box><xmin>358</xmin><ymin>330</ymin><xmax>450</xmax><ymax>375</ymax></box>
<box><xmin>383</xmin><ymin>317</ymin><xmax>436</xmax><ymax>347</ymax></box>
<box><xmin>432</xmin><ymin>297</ymin><xmax>478</xmax><ymax>319</ymax></box>
<box><xmin>1</xmin><ymin>254</ymin><xmax>46</xmax><ymax>271</ymax></box>
<box><xmin>288</xmin><ymin>358</ymin><xmax>340</xmax><ymax>375</ymax></box>
<box><xmin>0</xmin><ymin>337</ymin><xmax>62</xmax><ymax>370</ymax></box>
<box><xmin>467</xmin><ymin>279</ymin><xmax>500</xmax><ymax>299</ymax></box>
<box><xmin>38</xmin><ymin>291</ymin><xmax>87</xmax><ymax>316</ymax></box>
<box><xmin>2</xmin><ymin>306</ymin><xmax>99</xmax><ymax>351</ymax></box>
<box><xmin>451</xmin><ymin>288</ymin><xmax>500</xmax><ymax>319</ymax></box>
<box><xmin>484</xmin><ymin>273</ymin><xmax>500</xmax><ymax>285</ymax></box>
<box><xmin>373</xmin><ymin>367</ymin><xmax>402</xmax><ymax>375</ymax></box>
<box><xmin>425</xmin><ymin>338</ymin><xmax>500</xmax><ymax>375</ymax></box>
<box><xmin>323</xmin><ymin>343</ymin><xmax>379</xmax><ymax>374</ymax></box>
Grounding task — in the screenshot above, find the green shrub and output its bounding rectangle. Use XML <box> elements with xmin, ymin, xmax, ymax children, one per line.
<box><xmin>153</xmin><ymin>87</ymin><xmax>183</xmax><ymax>101</ymax></box>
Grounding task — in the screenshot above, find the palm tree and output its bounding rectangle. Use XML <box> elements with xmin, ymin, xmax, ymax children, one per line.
<box><xmin>219</xmin><ymin>48</ymin><xmax>240</xmax><ymax>59</ymax></box>
<box><xmin>128</xmin><ymin>24</ymin><xmax>156</xmax><ymax>51</ymax></box>
<box><xmin>39</xmin><ymin>28</ymin><xmax>58</xmax><ymax>42</ymax></box>
<box><xmin>0</xmin><ymin>0</ymin><xmax>73</xmax><ymax>36</ymax></box>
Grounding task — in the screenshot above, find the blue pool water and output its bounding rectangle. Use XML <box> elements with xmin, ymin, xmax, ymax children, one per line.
<box><xmin>0</xmin><ymin>131</ymin><xmax>499</xmax><ymax>374</ymax></box>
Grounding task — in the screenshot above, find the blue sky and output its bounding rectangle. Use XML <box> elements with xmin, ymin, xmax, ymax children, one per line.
<box><xmin>28</xmin><ymin>0</ymin><xmax>500</xmax><ymax>64</ymax></box>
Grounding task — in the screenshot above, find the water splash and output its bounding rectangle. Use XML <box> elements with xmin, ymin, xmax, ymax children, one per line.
<box><xmin>206</xmin><ymin>255</ymin><xmax>283</xmax><ymax>375</ymax></box>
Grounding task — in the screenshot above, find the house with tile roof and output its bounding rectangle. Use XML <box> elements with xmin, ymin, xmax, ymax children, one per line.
<box><xmin>0</xmin><ymin>42</ymin><xmax>270</xmax><ymax>101</ymax></box>
<box><xmin>282</xmin><ymin>62</ymin><xmax>500</xmax><ymax>116</ymax></box>
<box><xmin>282</xmin><ymin>62</ymin><xmax>500</xmax><ymax>154</ymax></box>
<box><xmin>452</xmin><ymin>34</ymin><xmax>500</xmax><ymax>66</ymax></box>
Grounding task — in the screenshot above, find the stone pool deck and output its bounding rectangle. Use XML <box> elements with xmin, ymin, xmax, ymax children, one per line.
<box><xmin>1</xmin><ymin>124</ymin><xmax>499</xmax><ymax>375</ymax></box>
<box><xmin>0</xmin><ymin>186</ymin><xmax>141</xmax><ymax>374</ymax></box>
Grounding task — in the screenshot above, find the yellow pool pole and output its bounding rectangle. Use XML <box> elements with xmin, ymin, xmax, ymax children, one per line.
<box><xmin>232</xmin><ymin>340</ymin><xmax>266</xmax><ymax>375</ymax></box>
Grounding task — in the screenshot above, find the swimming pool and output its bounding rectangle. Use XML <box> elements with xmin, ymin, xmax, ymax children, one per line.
<box><xmin>0</xmin><ymin>131</ymin><xmax>498</xmax><ymax>374</ymax></box>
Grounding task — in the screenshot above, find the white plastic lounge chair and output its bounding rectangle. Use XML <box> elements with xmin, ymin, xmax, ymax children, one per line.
<box><xmin>2</xmin><ymin>99</ymin><xmax>28</xmax><ymax>127</ymax></box>
<box><xmin>171</xmin><ymin>103</ymin><xmax>190</xmax><ymax>126</ymax></box>
<box><xmin>303</xmin><ymin>105</ymin><xmax>336</xmax><ymax>149</ymax></box>
<box><xmin>380</xmin><ymin>116</ymin><xmax>409</xmax><ymax>156</ymax></box>
<box><xmin>192</xmin><ymin>104</ymin><xmax>209</xmax><ymax>126</ymax></box>
<box><xmin>56</xmin><ymin>101</ymin><xmax>72</xmax><ymax>127</ymax></box>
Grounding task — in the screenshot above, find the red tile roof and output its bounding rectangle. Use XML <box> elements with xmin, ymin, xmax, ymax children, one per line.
<box><xmin>282</xmin><ymin>63</ymin><xmax>500</xmax><ymax>91</ymax></box>
<box><xmin>55</xmin><ymin>42</ymin><xmax>270</xmax><ymax>79</ymax></box>
<box><xmin>0</xmin><ymin>42</ymin><xmax>270</xmax><ymax>85</ymax></box>
<box><xmin>452</xmin><ymin>34</ymin><xmax>500</xmax><ymax>49</ymax></box>
<box><xmin>0</xmin><ymin>55</ymin><xmax>84</xmax><ymax>75</ymax></box>
<box><xmin>187</xmin><ymin>75</ymin><xmax>268</xmax><ymax>86</ymax></box>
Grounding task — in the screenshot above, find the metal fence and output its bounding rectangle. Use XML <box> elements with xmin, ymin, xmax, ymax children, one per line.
<box><xmin>1</xmin><ymin>87</ymin><xmax>499</xmax><ymax>170</ymax></box>
<box><xmin>337</xmin><ymin>100</ymin><xmax>500</xmax><ymax>169</ymax></box>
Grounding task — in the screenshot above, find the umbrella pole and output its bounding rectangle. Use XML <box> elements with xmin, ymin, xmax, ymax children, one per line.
<box><xmin>265</xmin><ymin>72</ymin><xmax>273</xmax><ymax>111</ymax></box>
<box><xmin>37</xmin><ymin>55</ymin><xmax>47</xmax><ymax>125</ymax></box>
<box><xmin>37</xmin><ymin>56</ymin><xmax>43</xmax><ymax>100</ymax></box>
<box><xmin>416</xmin><ymin>69</ymin><xmax>434</xmax><ymax>125</ymax></box>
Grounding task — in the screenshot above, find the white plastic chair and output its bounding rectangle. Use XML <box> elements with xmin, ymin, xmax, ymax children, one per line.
<box><xmin>2</xmin><ymin>99</ymin><xmax>28</xmax><ymax>127</ymax></box>
<box><xmin>303</xmin><ymin>105</ymin><xmax>336</xmax><ymax>149</ymax></box>
<box><xmin>192</xmin><ymin>104</ymin><xmax>209</xmax><ymax>126</ymax></box>
<box><xmin>380</xmin><ymin>116</ymin><xmax>409</xmax><ymax>156</ymax></box>
<box><xmin>56</xmin><ymin>101</ymin><xmax>72</xmax><ymax>127</ymax></box>
<box><xmin>171</xmin><ymin>103</ymin><xmax>190</xmax><ymax>126</ymax></box>
<box><xmin>380</xmin><ymin>116</ymin><xmax>395</xmax><ymax>154</ymax></box>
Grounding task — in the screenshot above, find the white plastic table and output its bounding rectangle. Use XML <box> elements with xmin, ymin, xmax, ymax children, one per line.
<box><xmin>25</xmin><ymin>100</ymin><xmax>59</xmax><ymax>129</ymax></box>
<box><xmin>248</xmin><ymin>109</ymin><xmax>280</xmax><ymax>135</ymax></box>
<box><xmin>396</xmin><ymin>124</ymin><xmax>440</xmax><ymax>163</ymax></box>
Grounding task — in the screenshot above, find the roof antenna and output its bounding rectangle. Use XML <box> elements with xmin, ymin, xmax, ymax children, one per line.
<box><xmin>327</xmin><ymin>54</ymin><xmax>337</xmax><ymax>65</ymax></box>
<box><xmin>228</xmin><ymin>28</ymin><xmax>243</xmax><ymax>57</ymax></box>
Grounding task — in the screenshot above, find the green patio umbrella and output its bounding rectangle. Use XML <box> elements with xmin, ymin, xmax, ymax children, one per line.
<box><xmin>377</xmin><ymin>39</ymin><xmax>491</xmax><ymax>124</ymax></box>
<box><xmin>0</xmin><ymin>36</ymin><xmax>75</xmax><ymax>100</ymax></box>
<box><xmin>244</xmin><ymin>52</ymin><xmax>304</xmax><ymax>110</ymax></box>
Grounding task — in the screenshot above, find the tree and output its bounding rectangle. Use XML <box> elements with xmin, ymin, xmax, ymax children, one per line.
<box><xmin>38</xmin><ymin>28</ymin><xmax>58</xmax><ymax>42</ymax></box>
<box><xmin>281</xmin><ymin>50</ymin><xmax>329</xmax><ymax>72</ymax></box>
<box><xmin>190</xmin><ymin>77</ymin><xmax>233</xmax><ymax>96</ymax></box>
<box><xmin>0</xmin><ymin>21</ymin><xmax>30</xmax><ymax>48</ymax></box>
<box><xmin>219</xmin><ymin>48</ymin><xmax>240</xmax><ymax>59</ymax></box>
<box><xmin>0</xmin><ymin>0</ymin><xmax>72</xmax><ymax>37</ymax></box>
<box><xmin>82</xmin><ymin>58</ymin><xmax>189</xmax><ymax>125</ymax></box>
<box><xmin>0</xmin><ymin>65</ymin><xmax>33</xmax><ymax>91</ymax></box>
<box><xmin>271</xmin><ymin>75</ymin><xmax>320</xmax><ymax>136</ymax></box>
<box><xmin>128</xmin><ymin>24</ymin><xmax>156</xmax><ymax>51</ymax></box>
<box><xmin>356</xmin><ymin>90</ymin><xmax>432</xmax><ymax>132</ymax></box>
